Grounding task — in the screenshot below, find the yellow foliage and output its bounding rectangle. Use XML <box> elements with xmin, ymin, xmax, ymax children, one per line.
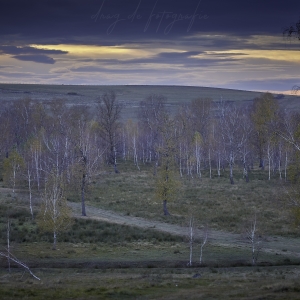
<box><xmin>251</xmin><ymin>92</ymin><xmax>278</xmax><ymax>131</ymax></box>
<box><xmin>155</xmin><ymin>161</ymin><xmax>180</xmax><ymax>204</ymax></box>
<box><xmin>89</xmin><ymin>120</ymin><xmax>100</xmax><ymax>131</ymax></box>
<box><xmin>193</xmin><ymin>131</ymin><xmax>203</xmax><ymax>145</ymax></box>
<box><xmin>292</xmin><ymin>206</ymin><xmax>300</xmax><ymax>227</ymax></box>
<box><xmin>287</xmin><ymin>153</ymin><xmax>300</xmax><ymax>183</ymax></box>
<box><xmin>36</xmin><ymin>172</ymin><xmax>73</xmax><ymax>235</ymax></box>
<box><xmin>3</xmin><ymin>150</ymin><xmax>24</xmax><ymax>190</ymax></box>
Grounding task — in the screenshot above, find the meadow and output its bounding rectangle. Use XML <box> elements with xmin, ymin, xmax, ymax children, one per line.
<box><xmin>0</xmin><ymin>83</ymin><xmax>300</xmax><ymax>299</ymax></box>
<box><xmin>1</xmin><ymin>160</ymin><xmax>300</xmax><ymax>299</ymax></box>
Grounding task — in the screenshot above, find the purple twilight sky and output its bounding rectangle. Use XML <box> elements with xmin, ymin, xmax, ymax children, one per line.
<box><xmin>0</xmin><ymin>0</ymin><xmax>299</xmax><ymax>93</ymax></box>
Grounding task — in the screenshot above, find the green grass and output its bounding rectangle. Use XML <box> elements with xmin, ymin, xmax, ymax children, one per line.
<box><xmin>6</xmin><ymin>239</ymin><xmax>299</xmax><ymax>268</ymax></box>
<box><xmin>1</xmin><ymin>266</ymin><xmax>300</xmax><ymax>299</ymax></box>
<box><xmin>66</xmin><ymin>160</ymin><xmax>298</xmax><ymax>237</ymax></box>
<box><xmin>1</xmin><ymin>84</ymin><xmax>300</xmax><ymax>298</ymax></box>
<box><xmin>0</xmin><ymin>203</ymin><xmax>181</xmax><ymax>245</ymax></box>
<box><xmin>1</xmin><ymin>185</ymin><xmax>299</xmax><ymax>270</ymax></box>
<box><xmin>1</xmin><ymin>160</ymin><xmax>300</xmax><ymax>299</ymax></box>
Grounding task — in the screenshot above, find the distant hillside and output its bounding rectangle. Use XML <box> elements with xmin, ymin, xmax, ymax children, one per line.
<box><xmin>0</xmin><ymin>84</ymin><xmax>299</xmax><ymax>120</ymax></box>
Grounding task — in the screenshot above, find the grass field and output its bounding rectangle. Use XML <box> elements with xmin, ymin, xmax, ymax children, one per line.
<box><xmin>1</xmin><ymin>266</ymin><xmax>300</xmax><ymax>299</ymax></box>
<box><xmin>1</xmin><ymin>160</ymin><xmax>300</xmax><ymax>299</ymax></box>
<box><xmin>66</xmin><ymin>161</ymin><xmax>297</xmax><ymax>237</ymax></box>
<box><xmin>1</xmin><ymin>83</ymin><xmax>300</xmax><ymax>298</ymax></box>
<box><xmin>0</xmin><ymin>162</ymin><xmax>300</xmax><ymax>299</ymax></box>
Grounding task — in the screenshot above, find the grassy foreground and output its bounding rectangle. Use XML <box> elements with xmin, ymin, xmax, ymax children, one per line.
<box><xmin>1</xmin><ymin>266</ymin><xmax>300</xmax><ymax>299</ymax></box>
<box><xmin>1</xmin><ymin>161</ymin><xmax>300</xmax><ymax>299</ymax></box>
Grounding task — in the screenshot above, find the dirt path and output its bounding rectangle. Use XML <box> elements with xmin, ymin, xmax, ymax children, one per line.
<box><xmin>69</xmin><ymin>202</ymin><xmax>300</xmax><ymax>258</ymax></box>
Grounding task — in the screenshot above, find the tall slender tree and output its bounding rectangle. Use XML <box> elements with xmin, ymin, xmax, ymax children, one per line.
<box><xmin>97</xmin><ymin>92</ymin><xmax>122</xmax><ymax>173</ymax></box>
<box><xmin>155</xmin><ymin>113</ymin><xmax>180</xmax><ymax>215</ymax></box>
<box><xmin>37</xmin><ymin>171</ymin><xmax>72</xmax><ymax>250</ymax></box>
<box><xmin>69</xmin><ymin>106</ymin><xmax>104</xmax><ymax>216</ymax></box>
<box><xmin>250</xmin><ymin>93</ymin><xmax>279</xmax><ymax>170</ymax></box>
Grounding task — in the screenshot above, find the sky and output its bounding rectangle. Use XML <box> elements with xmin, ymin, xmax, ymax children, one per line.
<box><xmin>0</xmin><ymin>0</ymin><xmax>299</xmax><ymax>93</ymax></box>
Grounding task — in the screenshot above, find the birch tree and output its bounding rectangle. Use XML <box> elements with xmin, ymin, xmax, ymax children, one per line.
<box><xmin>72</xmin><ymin>114</ymin><xmax>104</xmax><ymax>217</ymax></box>
<box><xmin>246</xmin><ymin>214</ymin><xmax>263</xmax><ymax>266</ymax></box>
<box><xmin>193</xmin><ymin>131</ymin><xmax>203</xmax><ymax>178</ymax></box>
<box><xmin>250</xmin><ymin>93</ymin><xmax>279</xmax><ymax>169</ymax></box>
<box><xmin>217</xmin><ymin>101</ymin><xmax>241</xmax><ymax>184</ymax></box>
<box><xmin>22</xmin><ymin>137</ymin><xmax>44</xmax><ymax>219</ymax></box>
<box><xmin>187</xmin><ymin>216</ymin><xmax>195</xmax><ymax>266</ymax></box>
<box><xmin>1</xmin><ymin>218</ymin><xmax>40</xmax><ymax>280</ymax></box>
<box><xmin>232</xmin><ymin>106</ymin><xmax>253</xmax><ymax>182</ymax></box>
<box><xmin>97</xmin><ymin>91</ymin><xmax>122</xmax><ymax>173</ymax></box>
<box><xmin>23</xmin><ymin>156</ymin><xmax>35</xmax><ymax>219</ymax></box>
<box><xmin>124</xmin><ymin>119</ymin><xmax>140</xmax><ymax>169</ymax></box>
<box><xmin>138</xmin><ymin>94</ymin><xmax>168</xmax><ymax>171</ymax></box>
<box><xmin>37</xmin><ymin>171</ymin><xmax>72</xmax><ymax>250</ymax></box>
<box><xmin>155</xmin><ymin>114</ymin><xmax>179</xmax><ymax>215</ymax></box>
<box><xmin>199</xmin><ymin>225</ymin><xmax>209</xmax><ymax>265</ymax></box>
<box><xmin>3</xmin><ymin>150</ymin><xmax>24</xmax><ymax>195</ymax></box>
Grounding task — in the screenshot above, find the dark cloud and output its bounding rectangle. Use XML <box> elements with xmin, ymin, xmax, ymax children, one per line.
<box><xmin>0</xmin><ymin>65</ymin><xmax>13</xmax><ymax>69</ymax></box>
<box><xmin>70</xmin><ymin>54</ymin><xmax>241</xmax><ymax>72</ymax></box>
<box><xmin>0</xmin><ymin>45</ymin><xmax>67</xmax><ymax>64</ymax></box>
<box><xmin>208</xmin><ymin>52</ymin><xmax>247</xmax><ymax>56</ymax></box>
<box><xmin>68</xmin><ymin>66</ymin><xmax>160</xmax><ymax>73</ymax></box>
<box><xmin>0</xmin><ymin>0</ymin><xmax>299</xmax><ymax>43</ymax></box>
<box><xmin>12</xmin><ymin>55</ymin><xmax>56</xmax><ymax>64</ymax></box>
<box><xmin>0</xmin><ymin>45</ymin><xmax>67</xmax><ymax>55</ymax></box>
<box><xmin>0</xmin><ymin>0</ymin><xmax>298</xmax><ymax>90</ymax></box>
<box><xmin>77</xmin><ymin>50</ymin><xmax>243</xmax><ymax>67</ymax></box>
<box><xmin>156</xmin><ymin>51</ymin><xmax>201</xmax><ymax>58</ymax></box>
<box><xmin>0</xmin><ymin>71</ymin><xmax>35</xmax><ymax>77</ymax></box>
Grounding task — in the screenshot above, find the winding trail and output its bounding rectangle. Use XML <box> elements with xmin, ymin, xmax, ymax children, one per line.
<box><xmin>69</xmin><ymin>202</ymin><xmax>300</xmax><ymax>258</ymax></box>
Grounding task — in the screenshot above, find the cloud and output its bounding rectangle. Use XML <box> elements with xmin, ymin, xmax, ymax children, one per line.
<box><xmin>0</xmin><ymin>71</ymin><xmax>35</xmax><ymax>77</ymax></box>
<box><xmin>0</xmin><ymin>65</ymin><xmax>14</xmax><ymax>69</ymax></box>
<box><xmin>69</xmin><ymin>65</ymin><xmax>162</xmax><ymax>73</ymax></box>
<box><xmin>0</xmin><ymin>45</ymin><xmax>68</xmax><ymax>64</ymax></box>
<box><xmin>12</xmin><ymin>54</ymin><xmax>56</xmax><ymax>64</ymax></box>
<box><xmin>0</xmin><ymin>0</ymin><xmax>298</xmax><ymax>90</ymax></box>
<box><xmin>0</xmin><ymin>45</ymin><xmax>67</xmax><ymax>55</ymax></box>
<box><xmin>1</xmin><ymin>0</ymin><xmax>298</xmax><ymax>44</ymax></box>
<box><xmin>69</xmin><ymin>50</ymin><xmax>242</xmax><ymax>71</ymax></box>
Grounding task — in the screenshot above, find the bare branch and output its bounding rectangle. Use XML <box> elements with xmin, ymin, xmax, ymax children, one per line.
<box><xmin>0</xmin><ymin>251</ymin><xmax>40</xmax><ymax>280</ymax></box>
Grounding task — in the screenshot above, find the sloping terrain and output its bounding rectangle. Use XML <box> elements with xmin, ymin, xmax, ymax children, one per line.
<box><xmin>1</xmin><ymin>84</ymin><xmax>300</xmax><ymax>119</ymax></box>
<box><xmin>69</xmin><ymin>202</ymin><xmax>300</xmax><ymax>258</ymax></box>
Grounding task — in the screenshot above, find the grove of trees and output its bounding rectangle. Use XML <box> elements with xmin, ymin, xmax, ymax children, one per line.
<box><xmin>1</xmin><ymin>91</ymin><xmax>300</xmax><ymax>243</ymax></box>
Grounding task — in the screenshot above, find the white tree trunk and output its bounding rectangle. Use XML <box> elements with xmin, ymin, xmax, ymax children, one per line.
<box><xmin>217</xmin><ymin>153</ymin><xmax>221</xmax><ymax>177</ymax></box>
<box><xmin>7</xmin><ymin>219</ymin><xmax>10</xmax><ymax>273</ymax></box>
<box><xmin>267</xmin><ymin>143</ymin><xmax>271</xmax><ymax>180</ymax></box>
<box><xmin>179</xmin><ymin>143</ymin><xmax>183</xmax><ymax>178</ymax></box>
<box><xmin>200</xmin><ymin>228</ymin><xmax>208</xmax><ymax>265</ymax></box>
<box><xmin>209</xmin><ymin>148</ymin><xmax>212</xmax><ymax>179</ymax></box>
<box><xmin>285</xmin><ymin>151</ymin><xmax>288</xmax><ymax>181</ymax></box>
<box><xmin>188</xmin><ymin>217</ymin><xmax>194</xmax><ymax>266</ymax></box>
<box><xmin>27</xmin><ymin>168</ymin><xmax>34</xmax><ymax>219</ymax></box>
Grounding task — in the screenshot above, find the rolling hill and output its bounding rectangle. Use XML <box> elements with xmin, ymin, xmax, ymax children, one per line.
<box><xmin>0</xmin><ymin>83</ymin><xmax>299</xmax><ymax>119</ymax></box>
